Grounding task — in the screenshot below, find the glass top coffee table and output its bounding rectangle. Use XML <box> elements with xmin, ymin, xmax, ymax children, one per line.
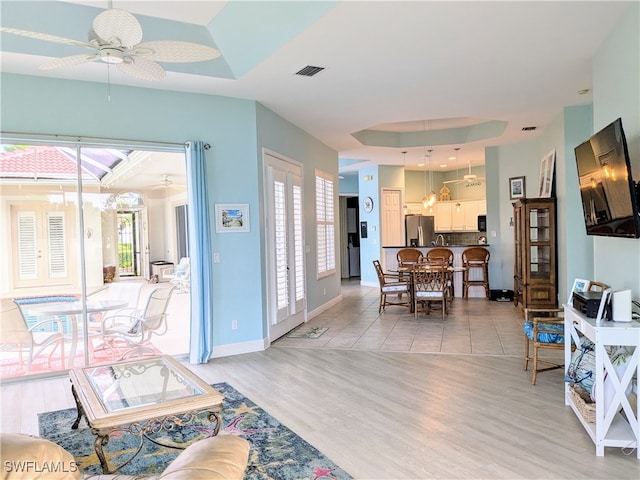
<box><xmin>69</xmin><ymin>355</ymin><xmax>223</xmax><ymax>474</ymax></box>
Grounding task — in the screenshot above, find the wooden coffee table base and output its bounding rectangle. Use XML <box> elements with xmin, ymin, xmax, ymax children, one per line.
<box><xmin>72</xmin><ymin>383</ymin><xmax>221</xmax><ymax>474</ymax></box>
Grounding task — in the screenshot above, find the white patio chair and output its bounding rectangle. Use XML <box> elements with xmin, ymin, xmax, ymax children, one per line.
<box><xmin>0</xmin><ymin>299</ymin><xmax>65</xmax><ymax>373</ymax></box>
<box><xmin>99</xmin><ymin>286</ymin><xmax>175</xmax><ymax>360</ymax></box>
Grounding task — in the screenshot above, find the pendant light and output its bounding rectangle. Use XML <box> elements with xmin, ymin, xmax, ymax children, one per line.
<box><xmin>422</xmin><ymin>150</ymin><xmax>429</xmax><ymax>209</ymax></box>
<box><xmin>402</xmin><ymin>151</ymin><xmax>409</xmax><ymax>215</ymax></box>
<box><xmin>426</xmin><ymin>149</ymin><xmax>436</xmax><ymax>208</ymax></box>
<box><xmin>454</xmin><ymin>148</ymin><xmax>461</xmax><ymax>212</ymax></box>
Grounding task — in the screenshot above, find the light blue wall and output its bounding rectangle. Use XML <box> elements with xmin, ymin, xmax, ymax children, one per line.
<box><xmin>591</xmin><ymin>2</ymin><xmax>640</xmax><ymax>299</ymax></box>
<box><xmin>563</xmin><ymin>104</ymin><xmax>594</xmax><ymax>298</ymax></box>
<box><xmin>255</xmin><ymin>103</ymin><xmax>341</xmax><ymax>317</ymax></box>
<box><xmin>339</xmin><ymin>174</ymin><xmax>359</xmax><ymax>195</ymax></box>
<box><xmin>403</xmin><ymin>168</ymin><xmax>486</xmax><ymax>203</ymax></box>
<box><xmin>358</xmin><ymin>165</ymin><xmax>381</xmax><ymax>285</ymax></box>
<box><xmin>490</xmin><ymin>139</ymin><xmax>540</xmax><ymax>290</ymax></box>
<box><xmin>0</xmin><ymin>72</ymin><xmax>339</xmax><ymax>351</ymax></box>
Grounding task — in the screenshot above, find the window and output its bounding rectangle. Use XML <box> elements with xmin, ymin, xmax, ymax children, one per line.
<box><xmin>315</xmin><ymin>170</ymin><xmax>336</xmax><ymax>278</ymax></box>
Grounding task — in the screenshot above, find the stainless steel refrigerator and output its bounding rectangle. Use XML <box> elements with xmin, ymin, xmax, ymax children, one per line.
<box><xmin>405</xmin><ymin>215</ymin><xmax>435</xmax><ymax>247</ymax></box>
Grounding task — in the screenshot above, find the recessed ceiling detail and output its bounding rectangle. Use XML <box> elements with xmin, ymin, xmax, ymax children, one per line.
<box><xmin>351</xmin><ymin>117</ymin><xmax>508</xmax><ymax>148</ymax></box>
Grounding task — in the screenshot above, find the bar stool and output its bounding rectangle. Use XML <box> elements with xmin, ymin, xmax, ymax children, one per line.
<box><xmin>462</xmin><ymin>247</ymin><xmax>490</xmax><ymax>299</ymax></box>
<box><xmin>426</xmin><ymin>248</ymin><xmax>454</xmax><ymax>297</ymax></box>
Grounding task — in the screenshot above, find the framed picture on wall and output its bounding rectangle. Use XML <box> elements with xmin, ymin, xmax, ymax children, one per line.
<box><xmin>509</xmin><ymin>176</ymin><xmax>526</xmax><ymax>200</ymax></box>
<box><xmin>215</xmin><ymin>204</ymin><xmax>250</xmax><ymax>233</ymax></box>
<box><xmin>538</xmin><ymin>149</ymin><xmax>556</xmax><ymax>198</ymax></box>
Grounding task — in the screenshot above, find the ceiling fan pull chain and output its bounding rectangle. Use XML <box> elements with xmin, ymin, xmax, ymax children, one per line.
<box><xmin>107</xmin><ymin>62</ymin><xmax>112</xmax><ymax>102</ymax></box>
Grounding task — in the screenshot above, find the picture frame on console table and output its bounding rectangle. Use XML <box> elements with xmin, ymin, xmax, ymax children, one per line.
<box><xmin>568</xmin><ymin>278</ymin><xmax>590</xmax><ymax>306</ymax></box>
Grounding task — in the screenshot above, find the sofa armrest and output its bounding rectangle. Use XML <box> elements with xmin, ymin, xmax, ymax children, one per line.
<box><xmin>157</xmin><ymin>435</ymin><xmax>249</xmax><ymax>480</ymax></box>
<box><xmin>0</xmin><ymin>433</ymin><xmax>82</xmax><ymax>480</ymax></box>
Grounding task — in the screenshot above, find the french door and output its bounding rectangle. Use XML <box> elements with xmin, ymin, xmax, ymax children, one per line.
<box><xmin>263</xmin><ymin>152</ymin><xmax>306</xmax><ymax>341</ymax></box>
<box><xmin>11</xmin><ymin>203</ymin><xmax>74</xmax><ymax>288</ymax></box>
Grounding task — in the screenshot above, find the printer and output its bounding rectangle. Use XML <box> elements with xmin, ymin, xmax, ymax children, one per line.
<box><xmin>572</xmin><ymin>290</ymin><xmax>609</xmax><ymax>319</ymax></box>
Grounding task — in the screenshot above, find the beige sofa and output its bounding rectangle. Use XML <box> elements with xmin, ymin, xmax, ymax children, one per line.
<box><xmin>0</xmin><ymin>433</ymin><xmax>250</xmax><ymax>480</ymax></box>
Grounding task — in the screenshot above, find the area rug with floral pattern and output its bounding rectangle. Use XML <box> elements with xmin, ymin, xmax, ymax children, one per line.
<box><xmin>38</xmin><ymin>382</ymin><xmax>351</xmax><ymax>479</ymax></box>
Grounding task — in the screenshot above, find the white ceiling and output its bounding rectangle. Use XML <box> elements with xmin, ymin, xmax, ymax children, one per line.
<box><xmin>0</xmin><ymin>1</ymin><xmax>633</xmax><ymax>175</ymax></box>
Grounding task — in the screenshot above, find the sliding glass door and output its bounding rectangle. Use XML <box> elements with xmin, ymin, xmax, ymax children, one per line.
<box><xmin>0</xmin><ymin>140</ymin><xmax>190</xmax><ymax>380</ymax></box>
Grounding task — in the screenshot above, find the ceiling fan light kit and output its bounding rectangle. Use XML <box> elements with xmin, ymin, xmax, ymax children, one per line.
<box><xmin>0</xmin><ymin>7</ymin><xmax>220</xmax><ymax>83</ymax></box>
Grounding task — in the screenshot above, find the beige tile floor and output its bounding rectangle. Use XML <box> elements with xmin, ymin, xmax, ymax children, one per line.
<box><xmin>274</xmin><ymin>278</ymin><xmax>530</xmax><ymax>360</ymax></box>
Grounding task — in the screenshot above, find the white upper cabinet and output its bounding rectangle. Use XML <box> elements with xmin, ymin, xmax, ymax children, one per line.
<box><xmin>435</xmin><ymin>202</ymin><xmax>452</xmax><ymax>232</ymax></box>
<box><xmin>434</xmin><ymin>199</ymin><xmax>486</xmax><ymax>232</ymax></box>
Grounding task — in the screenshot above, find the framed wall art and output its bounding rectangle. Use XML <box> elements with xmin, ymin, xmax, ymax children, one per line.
<box><xmin>509</xmin><ymin>176</ymin><xmax>526</xmax><ymax>200</ymax></box>
<box><xmin>215</xmin><ymin>204</ymin><xmax>250</xmax><ymax>233</ymax></box>
<box><xmin>538</xmin><ymin>149</ymin><xmax>556</xmax><ymax>198</ymax></box>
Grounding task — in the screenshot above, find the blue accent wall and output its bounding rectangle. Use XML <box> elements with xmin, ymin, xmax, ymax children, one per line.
<box><xmin>0</xmin><ymin>72</ymin><xmax>339</xmax><ymax>350</ymax></box>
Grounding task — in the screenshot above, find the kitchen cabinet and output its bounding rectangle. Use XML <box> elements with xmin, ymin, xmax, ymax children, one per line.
<box><xmin>436</xmin><ymin>200</ymin><xmax>486</xmax><ymax>232</ymax></box>
<box><xmin>463</xmin><ymin>201</ymin><xmax>479</xmax><ymax>230</ymax></box>
<box><xmin>404</xmin><ymin>203</ymin><xmax>424</xmax><ymax>215</ymax></box>
<box><xmin>435</xmin><ymin>202</ymin><xmax>452</xmax><ymax>231</ymax></box>
<box><xmin>513</xmin><ymin>198</ymin><xmax>557</xmax><ymax>309</ymax></box>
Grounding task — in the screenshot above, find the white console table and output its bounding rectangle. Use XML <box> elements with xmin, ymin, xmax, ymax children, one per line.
<box><xmin>563</xmin><ymin>304</ymin><xmax>640</xmax><ymax>458</ymax></box>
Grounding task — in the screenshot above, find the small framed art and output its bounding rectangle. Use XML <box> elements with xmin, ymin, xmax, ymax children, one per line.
<box><xmin>509</xmin><ymin>176</ymin><xmax>525</xmax><ymax>200</ymax></box>
<box><xmin>215</xmin><ymin>204</ymin><xmax>250</xmax><ymax>233</ymax></box>
<box><xmin>568</xmin><ymin>278</ymin><xmax>590</xmax><ymax>306</ymax></box>
<box><xmin>538</xmin><ymin>149</ymin><xmax>556</xmax><ymax>198</ymax></box>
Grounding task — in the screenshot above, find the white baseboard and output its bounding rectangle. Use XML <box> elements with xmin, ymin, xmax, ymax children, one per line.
<box><xmin>207</xmin><ymin>294</ymin><xmax>344</xmax><ymax>359</ymax></box>
<box><xmin>361</xmin><ymin>280</ymin><xmax>378</xmax><ymax>288</ymax></box>
<box><xmin>307</xmin><ymin>294</ymin><xmax>343</xmax><ymax>319</ymax></box>
<box><xmin>209</xmin><ymin>338</ymin><xmax>267</xmax><ymax>358</ymax></box>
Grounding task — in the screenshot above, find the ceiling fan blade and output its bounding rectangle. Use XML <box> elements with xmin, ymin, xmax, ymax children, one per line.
<box><xmin>135</xmin><ymin>41</ymin><xmax>221</xmax><ymax>63</ymax></box>
<box><xmin>0</xmin><ymin>27</ymin><xmax>93</xmax><ymax>49</ymax></box>
<box><xmin>40</xmin><ymin>53</ymin><xmax>100</xmax><ymax>70</ymax></box>
<box><xmin>117</xmin><ymin>57</ymin><xmax>165</xmax><ymax>81</ymax></box>
<box><xmin>93</xmin><ymin>8</ymin><xmax>143</xmax><ymax>47</ymax></box>
<box><xmin>443</xmin><ymin>179</ymin><xmax>464</xmax><ymax>185</ymax></box>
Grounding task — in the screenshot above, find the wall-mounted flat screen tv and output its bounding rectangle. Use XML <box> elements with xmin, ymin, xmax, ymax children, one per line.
<box><xmin>574</xmin><ymin>117</ymin><xmax>640</xmax><ymax>238</ymax></box>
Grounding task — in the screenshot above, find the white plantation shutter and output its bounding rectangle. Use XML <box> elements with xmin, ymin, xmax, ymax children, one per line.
<box><xmin>17</xmin><ymin>212</ymin><xmax>37</xmax><ymax>280</ymax></box>
<box><xmin>292</xmin><ymin>184</ymin><xmax>304</xmax><ymax>303</ymax></box>
<box><xmin>316</xmin><ymin>170</ymin><xmax>336</xmax><ymax>278</ymax></box>
<box><xmin>47</xmin><ymin>212</ymin><xmax>67</xmax><ymax>277</ymax></box>
<box><xmin>274</xmin><ymin>180</ymin><xmax>289</xmax><ymax>310</ymax></box>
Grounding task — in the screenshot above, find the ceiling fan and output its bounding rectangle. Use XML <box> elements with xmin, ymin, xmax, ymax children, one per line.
<box><xmin>443</xmin><ymin>162</ymin><xmax>486</xmax><ymax>186</ymax></box>
<box><xmin>149</xmin><ymin>175</ymin><xmax>185</xmax><ymax>191</ymax></box>
<box><xmin>0</xmin><ymin>6</ymin><xmax>220</xmax><ymax>81</ymax></box>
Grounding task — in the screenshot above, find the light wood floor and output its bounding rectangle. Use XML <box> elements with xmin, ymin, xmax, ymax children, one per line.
<box><xmin>1</xmin><ymin>280</ymin><xmax>638</xmax><ymax>478</ymax></box>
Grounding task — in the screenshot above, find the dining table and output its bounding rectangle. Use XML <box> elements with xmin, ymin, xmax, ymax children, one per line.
<box><xmin>28</xmin><ymin>300</ymin><xmax>128</xmax><ymax>368</ymax></box>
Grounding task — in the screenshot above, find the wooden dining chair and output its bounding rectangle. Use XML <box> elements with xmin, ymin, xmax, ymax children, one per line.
<box><xmin>372</xmin><ymin>260</ymin><xmax>411</xmax><ymax>313</ymax></box>
<box><xmin>412</xmin><ymin>263</ymin><xmax>450</xmax><ymax>319</ymax></box>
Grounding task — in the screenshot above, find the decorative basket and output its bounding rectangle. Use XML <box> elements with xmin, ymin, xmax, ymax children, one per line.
<box><xmin>569</xmin><ymin>383</ymin><xmax>596</xmax><ymax>423</ymax></box>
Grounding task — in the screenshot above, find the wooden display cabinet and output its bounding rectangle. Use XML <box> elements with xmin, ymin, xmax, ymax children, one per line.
<box><xmin>513</xmin><ymin>198</ymin><xmax>557</xmax><ymax>309</ymax></box>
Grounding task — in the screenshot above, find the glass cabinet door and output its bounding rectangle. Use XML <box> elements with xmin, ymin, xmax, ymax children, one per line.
<box><xmin>528</xmin><ymin>206</ymin><xmax>552</xmax><ymax>279</ymax></box>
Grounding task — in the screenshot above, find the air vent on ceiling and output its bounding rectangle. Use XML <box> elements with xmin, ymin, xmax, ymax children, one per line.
<box><xmin>522</xmin><ymin>126</ymin><xmax>537</xmax><ymax>131</ymax></box>
<box><xmin>295</xmin><ymin>65</ymin><xmax>325</xmax><ymax>77</ymax></box>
